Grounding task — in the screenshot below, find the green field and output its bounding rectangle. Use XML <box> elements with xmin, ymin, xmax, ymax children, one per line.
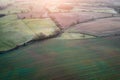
<box><xmin>0</xmin><ymin>0</ymin><xmax>120</xmax><ymax>80</ymax></box>
<box><xmin>0</xmin><ymin>36</ymin><xmax>120</xmax><ymax>80</ymax></box>
<box><xmin>55</xmin><ymin>32</ymin><xmax>96</xmax><ymax>39</ymax></box>
<box><xmin>0</xmin><ymin>15</ymin><xmax>59</xmax><ymax>51</ymax></box>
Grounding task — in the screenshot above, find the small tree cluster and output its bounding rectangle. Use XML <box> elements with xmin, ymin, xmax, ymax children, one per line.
<box><xmin>33</xmin><ymin>33</ymin><xmax>47</xmax><ymax>40</ymax></box>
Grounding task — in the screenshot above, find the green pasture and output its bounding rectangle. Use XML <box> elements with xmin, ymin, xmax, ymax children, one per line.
<box><xmin>23</xmin><ymin>18</ymin><xmax>60</xmax><ymax>37</ymax></box>
<box><xmin>0</xmin><ymin>15</ymin><xmax>34</xmax><ymax>51</ymax></box>
<box><xmin>0</xmin><ymin>36</ymin><xmax>120</xmax><ymax>80</ymax></box>
<box><xmin>0</xmin><ymin>15</ymin><xmax>59</xmax><ymax>51</ymax></box>
<box><xmin>55</xmin><ymin>32</ymin><xmax>96</xmax><ymax>40</ymax></box>
<box><xmin>0</xmin><ymin>0</ymin><xmax>120</xmax><ymax>80</ymax></box>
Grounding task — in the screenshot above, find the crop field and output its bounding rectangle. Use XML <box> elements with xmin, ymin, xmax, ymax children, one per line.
<box><xmin>66</xmin><ymin>17</ymin><xmax>120</xmax><ymax>37</ymax></box>
<box><xmin>0</xmin><ymin>0</ymin><xmax>120</xmax><ymax>80</ymax></box>
<box><xmin>50</xmin><ymin>12</ymin><xmax>114</xmax><ymax>29</ymax></box>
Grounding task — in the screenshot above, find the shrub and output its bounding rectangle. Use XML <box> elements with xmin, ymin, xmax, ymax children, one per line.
<box><xmin>33</xmin><ymin>33</ymin><xmax>47</xmax><ymax>40</ymax></box>
<box><xmin>0</xmin><ymin>14</ymin><xmax>6</xmax><ymax>17</ymax></box>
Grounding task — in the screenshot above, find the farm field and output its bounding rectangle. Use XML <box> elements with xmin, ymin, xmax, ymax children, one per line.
<box><xmin>50</xmin><ymin>12</ymin><xmax>114</xmax><ymax>29</ymax></box>
<box><xmin>0</xmin><ymin>36</ymin><xmax>120</xmax><ymax>80</ymax></box>
<box><xmin>66</xmin><ymin>17</ymin><xmax>120</xmax><ymax>37</ymax></box>
<box><xmin>0</xmin><ymin>0</ymin><xmax>120</xmax><ymax>80</ymax></box>
<box><xmin>0</xmin><ymin>15</ymin><xmax>59</xmax><ymax>51</ymax></box>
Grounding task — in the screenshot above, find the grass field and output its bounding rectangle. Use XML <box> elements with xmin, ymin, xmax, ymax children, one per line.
<box><xmin>55</xmin><ymin>32</ymin><xmax>95</xmax><ymax>39</ymax></box>
<box><xmin>23</xmin><ymin>18</ymin><xmax>60</xmax><ymax>37</ymax></box>
<box><xmin>0</xmin><ymin>0</ymin><xmax>120</xmax><ymax>80</ymax></box>
<box><xmin>0</xmin><ymin>15</ymin><xmax>59</xmax><ymax>51</ymax></box>
<box><xmin>0</xmin><ymin>15</ymin><xmax>34</xmax><ymax>51</ymax></box>
<box><xmin>0</xmin><ymin>36</ymin><xmax>120</xmax><ymax>80</ymax></box>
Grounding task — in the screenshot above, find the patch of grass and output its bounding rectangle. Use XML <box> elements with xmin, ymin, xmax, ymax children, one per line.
<box><xmin>0</xmin><ymin>4</ymin><xmax>29</xmax><ymax>14</ymax></box>
<box><xmin>0</xmin><ymin>18</ymin><xmax>34</xmax><ymax>51</ymax></box>
<box><xmin>23</xmin><ymin>18</ymin><xmax>60</xmax><ymax>39</ymax></box>
<box><xmin>0</xmin><ymin>15</ymin><xmax>18</xmax><ymax>25</ymax></box>
<box><xmin>0</xmin><ymin>36</ymin><xmax>120</xmax><ymax>80</ymax></box>
<box><xmin>55</xmin><ymin>32</ymin><xmax>96</xmax><ymax>40</ymax></box>
<box><xmin>0</xmin><ymin>17</ymin><xmax>60</xmax><ymax>51</ymax></box>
